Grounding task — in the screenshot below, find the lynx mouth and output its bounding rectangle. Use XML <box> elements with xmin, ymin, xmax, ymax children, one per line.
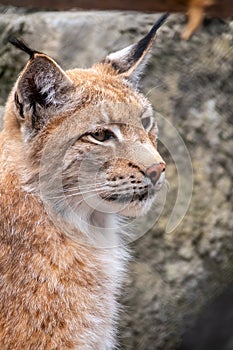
<box><xmin>104</xmin><ymin>187</ymin><xmax>156</xmax><ymax>203</ymax></box>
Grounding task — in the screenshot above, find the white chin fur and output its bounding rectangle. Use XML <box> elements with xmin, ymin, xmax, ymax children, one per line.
<box><xmin>118</xmin><ymin>195</ymin><xmax>156</xmax><ymax>217</ymax></box>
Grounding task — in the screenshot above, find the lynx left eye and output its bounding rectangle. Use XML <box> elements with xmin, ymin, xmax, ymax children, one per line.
<box><xmin>91</xmin><ymin>130</ymin><xmax>115</xmax><ymax>142</ymax></box>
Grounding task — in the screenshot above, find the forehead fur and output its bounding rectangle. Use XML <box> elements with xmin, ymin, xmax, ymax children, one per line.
<box><xmin>66</xmin><ymin>66</ymin><xmax>146</xmax><ymax>105</ymax></box>
<box><xmin>61</xmin><ymin>66</ymin><xmax>151</xmax><ymax>129</ymax></box>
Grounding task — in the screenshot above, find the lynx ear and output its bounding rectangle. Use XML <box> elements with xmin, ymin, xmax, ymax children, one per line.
<box><xmin>10</xmin><ymin>39</ymin><xmax>73</xmax><ymax>130</ymax></box>
<box><xmin>101</xmin><ymin>14</ymin><xmax>169</xmax><ymax>85</ymax></box>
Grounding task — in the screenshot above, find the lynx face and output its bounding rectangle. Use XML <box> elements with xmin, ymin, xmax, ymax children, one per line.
<box><xmin>7</xmin><ymin>15</ymin><xmax>168</xmax><ymax>239</ymax></box>
<box><xmin>62</xmin><ymin>96</ymin><xmax>165</xmax><ymax>220</ymax></box>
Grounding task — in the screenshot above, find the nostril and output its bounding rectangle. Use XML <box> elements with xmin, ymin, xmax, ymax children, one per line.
<box><xmin>160</xmin><ymin>163</ymin><xmax>166</xmax><ymax>172</ymax></box>
<box><xmin>145</xmin><ymin>163</ymin><xmax>165</xmax><ymax>185</ymax></box>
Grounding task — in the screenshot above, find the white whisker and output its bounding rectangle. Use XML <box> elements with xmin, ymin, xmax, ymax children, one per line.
<box><xmin>145</xmin><ymin>84</ymin><xmax>163</xmax><ymax>97</ymax></box>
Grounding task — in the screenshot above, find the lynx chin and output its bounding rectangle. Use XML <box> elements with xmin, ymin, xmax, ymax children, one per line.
<box><xmin>0</xmin><ymin>14</ymin><xmax>168</xmax><ymax>350</ymax></box>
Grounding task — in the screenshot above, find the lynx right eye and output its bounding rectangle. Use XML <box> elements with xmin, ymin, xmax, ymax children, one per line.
<box><xmin>90</xmin><ymin>130</ymin><xmax>115</xmax><ymax>142</ymax></box>
<box><xmin>141</xmin><ymin>116</ymin><xmax>154</xmax><ymax>131</ymax></box>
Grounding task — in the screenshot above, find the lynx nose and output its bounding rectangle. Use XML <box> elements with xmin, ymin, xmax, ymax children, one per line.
<box><xmin>145</xmin><ymin>163</ymin><xmax>166</xmax><ymax>185</ymax></box>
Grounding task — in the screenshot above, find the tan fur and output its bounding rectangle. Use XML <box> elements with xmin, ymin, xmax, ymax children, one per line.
<box><xmin>0</xmin><ymin>18</ymin><xmax>167</xmax><ymax>349</ymax></box>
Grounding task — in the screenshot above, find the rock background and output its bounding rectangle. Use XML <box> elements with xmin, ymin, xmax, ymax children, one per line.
<box><xmin>0</xmin><ymin>7</ymin><xmax>232</xmax><ymax>350</ymax></box>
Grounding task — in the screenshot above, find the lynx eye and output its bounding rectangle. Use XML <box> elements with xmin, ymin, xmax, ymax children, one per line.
<box><xmin>90</xmin><ymin>130</ymin><xmax>115</xmax><ymax>142</ymax></box>
<box><xmin>141</xmin><ymin>116</ymin><xmax>154</xmax><ymax>131</ymax></box>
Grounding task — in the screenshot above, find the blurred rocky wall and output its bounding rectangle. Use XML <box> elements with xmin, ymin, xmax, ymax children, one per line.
<box><xmin>0</xmin><ymin>7</ymin><xmax>232</xmax><ymax>350</ymax></box>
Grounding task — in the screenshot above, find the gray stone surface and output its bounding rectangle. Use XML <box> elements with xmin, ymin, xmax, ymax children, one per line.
<box><xmin>0</xmin><ymin>9</ymin><xmax>233</xmax><ymax>350</ymax></box>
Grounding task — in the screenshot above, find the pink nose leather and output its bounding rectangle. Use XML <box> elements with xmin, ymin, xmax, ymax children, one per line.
<box><xmin>145</xmin><ymin>163</ymin><xmax>166</xmax><ymax>185</ymax></box>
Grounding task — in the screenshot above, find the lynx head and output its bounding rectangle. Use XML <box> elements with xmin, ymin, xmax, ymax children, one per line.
<box><xmin>6</xmin><ymin>14</ymin><xmax>168</xmax><ymax>241</ymax></box>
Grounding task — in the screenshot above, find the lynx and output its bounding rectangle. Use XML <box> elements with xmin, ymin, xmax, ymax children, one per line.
<box><xmin>0</xmin><ymin>14</ymin><xmax>167</xmax><ymax>350</ymax></box>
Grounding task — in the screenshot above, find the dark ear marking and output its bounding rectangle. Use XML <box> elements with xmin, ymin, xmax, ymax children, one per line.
<box><xmin>131</xmin><ymin>13</ymin><xmax>169</xmax><ymax>65</ymax></box>
<box><xmin>12</xmin><ymin>45</ymin><xmax>73</xmax><ymax>133</ymax></box>
<box><xmin>117</xmin><ymin>13</ymin><xmax>169</xmax><ymax>73</ymax></box>
<box><xmin>8</xmin><ymin>37</ymin><xmax>40</xmax><ymax>59</ymax></box>
<box><xmin>14</xmin><ymin>92</ymin><xmax>24</xmax><ymax>119</ymax></box>
<box><xmin>101</xmin><ymin>13</ymin><xmax>169</xmax><ymax>84</ymax></box>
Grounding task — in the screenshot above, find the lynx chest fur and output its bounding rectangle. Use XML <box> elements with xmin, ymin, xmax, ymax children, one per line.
<box><xmin>0</xmin><ymin>15</ymin><xmax>167</xmax><ymax>350</ymax></box>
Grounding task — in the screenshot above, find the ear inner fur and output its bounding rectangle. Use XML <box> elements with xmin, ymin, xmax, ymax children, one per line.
<box><xmin>14</xmin><ymin>53</ymin><xmax>74</xmax><ymax>131</ymax></box>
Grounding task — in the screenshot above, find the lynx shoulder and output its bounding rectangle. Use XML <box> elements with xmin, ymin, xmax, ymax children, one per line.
<box><xmin>0</xmin><ymin>14</ymin><xmax>168</xmax><ymax>350</ymax></box>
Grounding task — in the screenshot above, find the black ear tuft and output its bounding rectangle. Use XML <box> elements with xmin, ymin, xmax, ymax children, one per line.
<box><xmin>133</xmin><ymin>13</ymin><xmax>169</xmax><ymax>63</ymax></box>
<box><xmin>8</xmin><ymin>37</ymin><xmax>40</xmax><ymax>59</ymax></box>
<box><xmin>100</xmin><ymin>13</ymin><xmax>169</xmax><ymax>85</ymax></box>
